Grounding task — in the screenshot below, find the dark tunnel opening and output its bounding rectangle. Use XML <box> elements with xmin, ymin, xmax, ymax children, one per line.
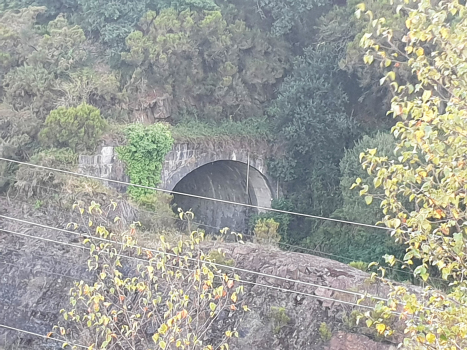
<box><xmin>172</xmin><ymin>160</ymin><xmax>273</xmax><ymax>234</ymax></box>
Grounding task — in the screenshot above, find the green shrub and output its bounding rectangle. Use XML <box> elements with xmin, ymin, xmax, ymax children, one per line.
<box><xmin>348</xmin><ymin>261</ymin><xmax>369</xmax><ymax>272</ymax></box>
<box><xmin>39</xmin><ymin>103</ymin><xmax>107</xmax><ymax>152</ymax></box>
<box><xmin>253</xmin><ymin>218</ymin><xmax>281</xmax><ymax>245</ymax></box>
<box><xmin>319</xmin><ymin>322</ymin><xmax>332</xmax><ymax>342</ymax></box>
<box><xmin>116</xmin><ymin>123</ymin><xmax>173</xmax><ymax>200</ymax></box>
<box><xmin>269</xmin><ymin>306</ymin><xmax>290</xmax><ymax>334</ymax></box>
<box><xmin>207</xmin><ymin>250</ymin><xmax>235</xmax><ymax>267</ymax></box>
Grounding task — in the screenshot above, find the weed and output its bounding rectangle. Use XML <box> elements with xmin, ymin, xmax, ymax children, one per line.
<box><xmin>269</xmin><ymin>306</ymin><xmax>290</xmax><ymax>334</ymax></box>
<box><xmin>319</xmin><ymin>322</ymin><xmax>332</xmax><ymax>342</ymax></box>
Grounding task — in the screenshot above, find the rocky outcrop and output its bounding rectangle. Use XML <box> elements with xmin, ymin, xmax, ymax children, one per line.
<box><xmin>207</xmin><ymin>243</ymin><xmax>400</xmax><ymax>350</ymax></box>
<box><xmin>0</xmin><ymin>197</ymin><xmax>403</xmax><ymax>349</ymax></box>
<box><xmin>326</xmin><ymin>332</ymin><xmax>396</xmax><ymax>350</ymax></box>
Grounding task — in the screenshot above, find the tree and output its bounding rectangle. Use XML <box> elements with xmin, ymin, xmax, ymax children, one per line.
<box><xmin>298</xmin><ymin>133</ymin><xmax>406</xmax><ymax>270</ymax></box>
<box><xmin>122</xmin><ymin>8</ymin><xmax>288</xmax><ymax>122</ymax></box>
<box><xmin>0</xmin><ymin>6</ymin><xmax>43</xmax><ymax>83</ymax></box>
<box><xmin>0</xmin><ymin>0</ymin><xmax>78</xmax><ymax>20</ymax></box>
<box><xmin>356</xmin><ymin>0</ymin><xmax>467</xmax><ymax>347</ymax></box>
<box><xmin>217</xmin><ymin>0</ymin><xmax>332</xmax><ymax>50</ymax></box>
<box><xmin>255</xmin><ymin>0</ymin><xmax>329</xmax><ymax>37</ymax></box>
<box><xmin>268</xmin><ymin>42</ymin><xmax>358</xmax><ymax>243</ymax></box>
<box><xmin>54</xmin><ymin>202</ymin><xmax>246</xmax><ymax>349</ymax></box>
<box><xmin>27</xmin><ymin>13</ymin><xmax>87</xmax><ymax>75</ymax></box>
<box><xmin>75</xmin><ymin>0</ymin><xmax>150</xmax><ymax>55</ymax></box>
<box><xmin>39</xmin><ymin>103</ymin><xmax>107</xmax><ymax>152</ymax></box>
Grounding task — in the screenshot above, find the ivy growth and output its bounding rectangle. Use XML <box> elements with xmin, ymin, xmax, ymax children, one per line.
<box><xmin>116</xmin><ymin>123</ymin><xmax>173</xmax><ymax>200</ymax></box>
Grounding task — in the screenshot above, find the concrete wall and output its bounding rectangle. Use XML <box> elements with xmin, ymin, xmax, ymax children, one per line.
<box><xmin>161</xmin><ymin>143</ymin><xmax>272</xmax><ymax>191</ymax></box>
<box><xmin>78</xmin><ymin>142</ymin><xmax>277</xmax><ymax>233</ymax></box>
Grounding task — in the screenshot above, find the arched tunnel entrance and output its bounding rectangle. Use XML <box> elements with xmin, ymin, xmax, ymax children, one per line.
<box><xmin>172</xmin><ymin>160</ymin><xmax>273</xmax><ymax>234</ymax></box>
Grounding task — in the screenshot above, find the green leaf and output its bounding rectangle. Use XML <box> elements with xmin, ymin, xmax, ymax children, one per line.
<box><xmin>364</xmin><ymin>195</ymin><xmax>373</xmax><ymax>205</ymax></box>
<box><xmin>209</xmin><ymin>302</ymin><xmax>216</xmax><ymax>312</ymax></box>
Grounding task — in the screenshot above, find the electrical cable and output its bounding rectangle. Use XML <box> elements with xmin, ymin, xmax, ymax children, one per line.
<box><xmin>0</xmin><ymin>260</ymin><xmax>93</xmax><ymax>283</ymax></box>
<box><xmin>0</xmin><ymin>214</ymin><xmax>389</xmax><ymax>302</ymax></box>
<box><xmin>0</xmin><ymin>157</ymin><xmax>393</xmax><ymax>231</ymax></box>
<box><xmin>0</xmin><ymin>323</ymin><xmax>87</xmax><ymax>349</ymax></box>
<box><xmin>0</xmin><ymin>226</ymin><xmax>385</xmax><ymax>310</ymax></box>
<box><xmin>0</xmin><ymin>192</ymin><xmax>423</xmax><ymax>280</ymax></box>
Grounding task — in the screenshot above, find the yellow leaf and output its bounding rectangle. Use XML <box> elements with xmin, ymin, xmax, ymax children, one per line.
<box><xmin>426</xmin><ymin>333</ymin><xmax>436</xmax><ymax>344</ymax></box>
<box><xmin>159</xmin><ymin>323</ymin><xmax>168</xmax><ymax>334</ymax></box>
<box><xmin>376</xmin><ymin>323</ymin><xmax>386</xmax><ymax>334</ymax></box>
<box><xmin>231</xmin><ymin>292</ymin><xmax>237</xmax><ymax>303</ymax></box>
<box><xmin>422</xmin><ymin>90</ymin><xmax>432</xmax><ymax>102</ymax></box>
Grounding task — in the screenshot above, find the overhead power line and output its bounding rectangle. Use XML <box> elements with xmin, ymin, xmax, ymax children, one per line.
<box><xmin>0</xmin><ymin>260</ymin><xmax>93</xmax><ymax>283</ymax></box>
<box><xmin>0</xmin><ymin>193</ymin><xmax>429</xmax><ymax>284</ymax></box>
<box><xmin>0</xmin><ymin>157</ymin><xmax>390</xmax><ymax>231</ymax></box>
<box><xmin>0</xmin><ymin>323</ymin><xmax>87</xmax><ymax>349</ymax></box>
<box><xmin>0</xmin><ymin>227</ymin><xmax>380</xmax><ymax>311</ymax></box>
<box><xmin>0</xmin><ymin>187</ymin><xmax>379</xmax><ymax>263</ymax></box>
<box><xmin>0</xmin><ymin>192</ymin><xmax>420</xmax><ymax>283</ymax></box>
<box><xmin>0</xmin><ymin>214</ymin><xmax>389</xmax><ymax>302</ymax></box>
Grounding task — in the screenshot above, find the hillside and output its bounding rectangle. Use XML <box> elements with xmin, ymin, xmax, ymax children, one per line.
<box><xmin>0</xmin><ymin>196</ymin><xmax>399</xmax><ymax>350</ymax></box>
<box><xmin>2</xmin><ymin>0</ymin><xmax>467</xmax><ymax>348</ymax></box>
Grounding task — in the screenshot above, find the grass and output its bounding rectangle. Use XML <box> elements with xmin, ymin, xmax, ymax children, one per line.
<box><xmin>170</xmin><ymin>117</ymin><xmax>273</xmax><ymax>143</ymax></box>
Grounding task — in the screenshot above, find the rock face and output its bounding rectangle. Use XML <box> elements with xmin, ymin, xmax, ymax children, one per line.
<box><xmin>326</xmin><ymin>332</ymin><xmax>397</xmax><ymax>350</ymax></box>
<box><xmin>208</xmin><ymin>243</ymin><xmax>400</xmax><ymax>350</ymax></box>
<box><xmin>0</xmin><ymin>197</ymin><xmax>402</xmax><ymax>349</ymax></box>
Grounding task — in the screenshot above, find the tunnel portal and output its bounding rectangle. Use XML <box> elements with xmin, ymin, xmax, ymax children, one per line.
<box><xmin>172</xmin><ymin>160</ymin><xmax>273</xmax><ymax>234</ymax></box>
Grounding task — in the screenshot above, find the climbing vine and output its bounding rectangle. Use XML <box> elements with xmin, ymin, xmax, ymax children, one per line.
<box><xmin>116</xmin><ymin>123</ymin><xmax>173</xmax><ymax>199</ymax></box>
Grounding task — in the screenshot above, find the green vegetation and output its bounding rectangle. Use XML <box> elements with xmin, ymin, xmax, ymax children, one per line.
<box><xmin>355</xmin><ymin>0</ymin><xmax>467</xmax><ymax>347</ymax></box>
<box><xmin>39</xmin><ymin>103</ymin><xmax>107</xmax><ymax>152</ymax></box>
<box><xmin>14</xmin><ymin>148</ymin><xmax>77</xmax><ymax>198</ymax></box>
<box><xmin>207</xmin><ymin>249</ymin><xmax>235</xmax><ymax>267</ymax></box>
<box><xmin>3</xmin><ymin>0</ymin><xmax>467</xmax><ymax>347</ymax></box>
<box><xmin>122</xmin><ymin>8</ymin><xmax>288</xmax><ymax>122</ymax></box>
<box><xmin>55</xmin><ymin>202</ymin><xmax>244</xmax><ymax>349</ymax></box>
<box><xmin>269</xmin><ymin>306</ymin><xmax>290</xmax><ymax>334</ymax></box>
<box><xmin>319</xmin><ymin>322</ymin><xmax>332</xmax><ymax>342</ymax></box>
<box><xmin>253</xmin><ymin>218</ymin><xmax>280</xmax><ymax>245</ymax></box>
<box><xmin>171</xmin><ymin>118</ymin><xmax>272</xmax><ymax>142</ymax></box>
<box><xmin>267</xmin><ymin>42</ymin><xmax>359</xmax><ymax>245</ymax></box>
<box><xmin>116</xmin><ymin>123</ymin><xmax>173</xmax><ymax>199</ymax></box>
<box><xmin>348</xmin><ymin>261</ymin><xmax>368</xmax><ymax>272</ymax></box>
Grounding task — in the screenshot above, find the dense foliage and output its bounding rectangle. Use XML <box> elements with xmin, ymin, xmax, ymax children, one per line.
<box><xmin>55</xmin><ymin>202</ymin><xmax>246</xmax><ymax>349</ymax></box>
<box><xmin>122</xmin><ymin>8</ymin><xmax>288</xmax><ymax>122</ymax></box>
<box><xmin>301</xmin><ymin>132</ymin><xmax>405</xmax><ymax>268</ymax></box>
<box><xmin>356</xmin><ymin>0</ymin><xmax>467</xmax><ymax>347</ymax></box>
<box><xmin>3</xmin><ymin>1</ymin><xmax>457</xmax><ymax>347</ymax></box>
<box><xmin>116</xmin><ymin>123</ymin><xmax>173</xmax><ymax>199</ymax></box>
<box><xmin>268</xmin><ymin>42</ymin><xmax>358</xmax><ymax>242</ymax></box>
<box><xmin>39</xmin><ymin>103</ymin><xmax>107</xmax><ymax>151</ymax></box>
<box><xmin>0</xmin><ymin>0</ymin><xmax>408</xmax><ymax>266</ymax></box>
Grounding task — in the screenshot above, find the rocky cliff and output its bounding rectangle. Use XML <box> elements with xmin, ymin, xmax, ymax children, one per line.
<box><xmin>0</xmin><ymin>196</ymin><xmax>400</xmax><ymax>350</ymax></box>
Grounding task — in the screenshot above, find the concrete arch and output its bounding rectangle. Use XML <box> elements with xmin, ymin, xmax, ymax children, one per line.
<box><xmin>160</xmin><ymin>143</ymin><xmax>271</xmax><ymax>191</ymax></box>
<box><xmin>172</xmin><ymin>160</ymin><xmax>273</xmax><ymax>233</ymax></box>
